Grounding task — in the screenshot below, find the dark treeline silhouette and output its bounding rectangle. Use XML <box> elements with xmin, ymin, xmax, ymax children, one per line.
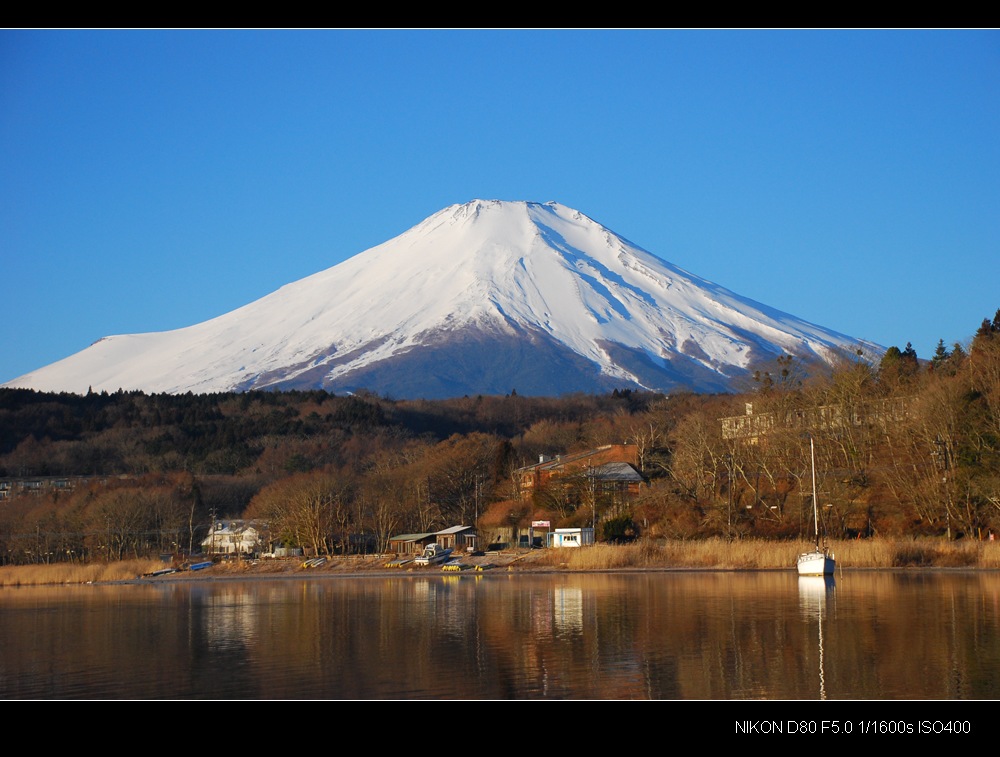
<box><xmin>0</xmin><ymin>387</ymin><xmax>660</xmax><ymax>478</ymax></box>
<box><xmin>1</xmin><ymin>309</ymin><xmax>998</xmax><ymax>564</ymax></box>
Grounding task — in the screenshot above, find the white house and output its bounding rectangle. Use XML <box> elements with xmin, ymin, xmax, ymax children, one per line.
<box><xmin>548</xmin><ymin>527</ymin><xmax>595</xmax><ymax>548</ymax></box>
<box><xmin>201</xmin><ymin>520</ymin><xmax>264</xmax><ymax>556</ymax></box>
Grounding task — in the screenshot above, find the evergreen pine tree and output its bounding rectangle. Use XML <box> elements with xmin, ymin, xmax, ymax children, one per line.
<box><xmin>931</xmin><ymin>339</ymin><xmax>950</xmax><ymax>370</ymax></box>
<box><xmin>947</xmin><ymin>342</ymin><xmax>968</xmax><ymax>373</ymax></box>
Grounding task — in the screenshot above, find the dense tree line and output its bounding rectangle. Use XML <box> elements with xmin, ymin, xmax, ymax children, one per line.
<box><xmin>1</xmin><ymin>310</ymin><xmax>998</xmax><ymax>564</ymax></box>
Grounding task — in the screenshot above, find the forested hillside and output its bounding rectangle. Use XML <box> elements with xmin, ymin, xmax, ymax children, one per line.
<box><xmin>1</xmin><ymin>311</ymin><xmax>998</xmax><ymax>565</ymax></box>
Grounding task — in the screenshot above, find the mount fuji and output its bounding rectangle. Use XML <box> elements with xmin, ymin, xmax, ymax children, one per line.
<box><xmin>4</xmin><ymin>200</ymin><xmax>877</xmax><ymax>399</ymax></box>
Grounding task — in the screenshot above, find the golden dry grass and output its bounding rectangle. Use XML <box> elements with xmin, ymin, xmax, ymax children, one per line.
<box><xmin>528</xmin><ymin>537</ymin><xmax>1000</xmax><ymax>571</ymax></box>
<box><xmin>0</xmin><ymin>559</ymin><xmax>163</xmax><ymax>587</ymax></box>
<box><xmin>532</xmin><ymin>542</ymin><xmax>661</xmax><ymax>570</ymax></box>
<box><xmin>532</xmin><ymin>538</ymin><xmax>808</xmax><ymax>570</ymax></box>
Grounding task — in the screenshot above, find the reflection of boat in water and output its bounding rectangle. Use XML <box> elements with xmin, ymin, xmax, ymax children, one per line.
<box><xmin>797</xmin><ymin>436</ymin><xmax>836</xmax><ymax>576</ymax></box>
<box><xmin>798</xmin><ymin>574</ymin><xmax>835</xmax><ymax>700</ymax></box>
<box><xmin>797</xmin><ymin>575</ymin><xmax>835</xmax><ymax>610</ymax></box>
<box><xmin>413</xmin><ymin>543</ymin><xmax>453</xmax><ymax>566</ymax></box>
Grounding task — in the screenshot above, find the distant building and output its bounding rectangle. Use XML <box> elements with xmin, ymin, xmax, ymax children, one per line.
<box><xmin>201</xmin><ymin>520</ymin><xmax>264</xmax><ymax>556</ymax></box>
<box><xmin>389</xmin><ymin>526</ymin><xmax>478</xmax><ymax>555</ymax></box>
<box><xmin>0</xmin><ymin>475</ymin><xmax>95</xmax><ymax>498</ymax></box>
<box><xmin>387</xmin><ymin>532</ymin><xmax>439</xmax><ymax>556</ymax></box>
<box><xmin>516</xmin><ymin>444</ymin><xmax>643</xmax><ymax>499</ymax></box>
<box><xmin>433</xmin><ymin>525</ymin><xmax>478</xmax><ymax>552</ymax></box>
<box><xmin>548</xmin><ymin>527</ymin><xmax>595</xmax><ymax>548</ymax></box>
<box><xmin>720</xmin><ymin>399</ymin><xmax>911</xmax><ymax>443</ymax></box>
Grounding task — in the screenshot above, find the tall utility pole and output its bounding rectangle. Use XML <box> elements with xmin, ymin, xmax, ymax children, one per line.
<box><xmin>474</xmin><ymin>471</ymin><xmax>483</xmax><ymax>529</ymax></box>
<box><xmin>724</xmin><ymin>454</ymin><xmax>733</xmax><ymax>540</ymax></box>
<box><xmin>209</xmin><ymin>507</ymin><xmax>218</xmax><ymax>556</ymax></box>
<box><xmin>587</xmin><ymin>459</ymin><xmax>597</xmax><ymax>535</ymax></box>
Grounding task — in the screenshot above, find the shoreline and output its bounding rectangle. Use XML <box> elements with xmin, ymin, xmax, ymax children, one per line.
<box><xmin>106</xmin><ymin>564</ymin><xmax>1000</xmax><ymax>587</ymax></box>
<box><xmin>4</xmin><ymin>537</ymin><xmax>1000</xmax><ymax>588</ymax></box>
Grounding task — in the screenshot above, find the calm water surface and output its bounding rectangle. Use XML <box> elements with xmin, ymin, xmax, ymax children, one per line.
<box><xmin>2</xmin><ymin>571</ymin><xmax>999</xmax><ymax>699</ymax></box>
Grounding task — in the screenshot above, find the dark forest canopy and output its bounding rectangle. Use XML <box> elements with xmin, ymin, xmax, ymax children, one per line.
<box><xmin>0</xmin><ymin>386</ymin><xmax>668</xmax><ymax>477</ymax></box>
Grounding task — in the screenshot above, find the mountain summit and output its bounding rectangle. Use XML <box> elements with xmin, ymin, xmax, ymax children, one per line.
<box><xmin>5</xmin><ymin>200</ymin><xmax>875</xmax><ymax>398</ymax></box>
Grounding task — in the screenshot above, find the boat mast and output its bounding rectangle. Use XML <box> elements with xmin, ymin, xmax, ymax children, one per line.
<box><xmin>810</xmin><ymin>435</ymin><xmax>820</xmax><ymax>550</ymax></box>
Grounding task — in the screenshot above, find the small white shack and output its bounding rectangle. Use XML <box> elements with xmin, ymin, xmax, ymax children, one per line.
<box><xmin>548</xmin><ymin>527</ymin><xmax>595</xmax><ymax>548</ymax></box>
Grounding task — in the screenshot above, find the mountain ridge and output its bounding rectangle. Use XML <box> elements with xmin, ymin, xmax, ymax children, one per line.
<box><xmin>3</xmin><ymin>200</ymin><xmax>878</xmax><ymax>398</ymax></box>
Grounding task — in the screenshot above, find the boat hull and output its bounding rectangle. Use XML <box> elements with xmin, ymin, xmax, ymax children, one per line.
<box><xmin>797</xmin><ymin>550</ymin><xmax>835</xmax><ymax>576</ymax></box>
<box><xmin>413</xmin><ymin>545</ymin><xmax>453</xmax><ymax>565</ymax></box>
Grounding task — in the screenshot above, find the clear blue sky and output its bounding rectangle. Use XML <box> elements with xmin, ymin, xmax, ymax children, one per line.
<box><xmin>2</xmin><ymin>29</ymin><xmax>998</xmax><ymax>386</ymax></box>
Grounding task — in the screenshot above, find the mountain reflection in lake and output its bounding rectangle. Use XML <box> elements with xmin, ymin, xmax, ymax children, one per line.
<box><xmin>2</xmin><ymin>572</ymin><xmax>999</xmax><ymax>700</ymax></box>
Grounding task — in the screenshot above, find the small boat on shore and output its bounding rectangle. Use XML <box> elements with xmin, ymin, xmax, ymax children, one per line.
<box><xmin>413</xmin><ymin>543</ymin><xmax>453</xmax><ymax>566</ymax></box>
<box><xmin>144</xmin><ymin>568</ymin><xmax>178</xmax><ymax>577</ymax></box>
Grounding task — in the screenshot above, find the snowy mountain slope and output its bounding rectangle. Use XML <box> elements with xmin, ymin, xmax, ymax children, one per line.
<box><xmin>3</xmin><ymin>200</ymin><xmax>877</xmax><ymax>398</ymax></box>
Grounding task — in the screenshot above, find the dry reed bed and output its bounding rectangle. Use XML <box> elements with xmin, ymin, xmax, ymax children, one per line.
<box><xmin>0</xmin><ymin>559</ymin><xmax>162</xmax><ymax>587</ymax></box>
<box><xmin>532</xmin><ymin>538</ymin><xmax>1000</xmax><ymax>571</ymax></box>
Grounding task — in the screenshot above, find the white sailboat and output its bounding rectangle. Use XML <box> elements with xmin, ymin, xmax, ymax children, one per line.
<box><xmin>797</xmin><ymin>436</ymin><xmax>836</xmax><ymax>576</ymax></box>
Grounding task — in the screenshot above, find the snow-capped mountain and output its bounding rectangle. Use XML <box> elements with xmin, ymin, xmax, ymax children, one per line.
<box><xmin>4</xmin><ymin>200</ymin><xmax>877</xmax><ymax>398</ymax></box>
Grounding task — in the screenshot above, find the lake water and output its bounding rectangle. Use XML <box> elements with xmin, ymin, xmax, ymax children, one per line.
<box><xmin>2</xmin><ymin>571</ymin><xmax>999</xmax><ymax>701</ymax></box>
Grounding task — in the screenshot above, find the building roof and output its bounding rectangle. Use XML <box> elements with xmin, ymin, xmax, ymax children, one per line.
<box><xmin>388</xmin><ymin>533</ymin><xmax>436</xmax><ymax>543</ymax></box>
<box><xmin>592</xmin><ymin>462</ymin><xmax>643</xmax><ymax>482</ymax></box>
<box><xmin>516</xmin><ymin>444</ymin><xmax>637</xmax><ymax>474</ymax></box>
<box><xmin>435</xmin><ymin>525</ymin><xmax>474</xmax><ymax>535</ymax></box>
<box><xmin>200</xmin><ymin>520</ymin><xmax>263</xmax><ymax>547</ymax></box>
<box><xmin>207</xmin><ymin>519</ymin><xmax>263</xmax><ymax>535</ymax></box>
